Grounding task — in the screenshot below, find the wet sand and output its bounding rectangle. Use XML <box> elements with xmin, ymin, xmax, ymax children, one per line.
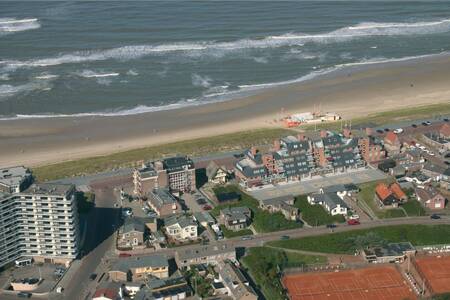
<box><xmin>1</xmin><ymin>54</ymin><xmax>450</xmax><ymax>167</ymax></box>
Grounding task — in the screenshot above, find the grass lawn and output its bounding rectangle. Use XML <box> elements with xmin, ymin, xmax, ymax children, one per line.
<box><xmin>219</xmin><ymin>225</ymin><xmax>253</xmax><ymax>238</ymax></box>
<box><xmin>358</xmin><ymin>181</ymin><xmax>406</xmax><ymax>219</ymax></box>
<box><xmin>402</xmin><ymin>200</ymin><xmax>426</xmax><ymax>216</ymax></box>
<box><xmin>294</xmin><ymin>196</ymin><xmax>345</xmax><ymax>226</ymax></box>
<box><xmin>241</xmin><ymin>247</ymin><xmax>326</xmax><ymax>300</ymax></box>
<box><xmin>211</xmin><ymin>185</ymin><xmax>302</xmax><ymax>233</ymax></box>
<box><xmin>268</xmin><ymin>224</ymin><xmax>450</xmax><ymax>254</ymax></box>
<box><xmin>33</xmin><ymin>128</ymin><xmax>294</xmax><ymax>181</ymax></box>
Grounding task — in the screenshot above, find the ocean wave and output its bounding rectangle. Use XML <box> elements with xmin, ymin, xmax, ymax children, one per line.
<box><xmin>35</xmin><ymin>74</ymin><xmax>59</xmax><ymax>80</ymax></box>
<box><xmin>0</xmin><ymin>18</ymin><xmax>40</xmax><ymax>35</ymax></box>
<box><xmin>77</xmin><ymin>70</ymin><xmax>120</xmax><ymax>78</ymax></box>
<box><xmin>0</xmin><ymin>52</ymin><xmax>446</xmax><ymax>120</ymax></box>
<box><xmin>0</xmin><ymin>80</ymin><xmax>52</xmax><ymax>100</ymax></box>
<box><xmin>192</xmin><ymin>73</ymin><xmax>212</xmax><ymax>88</ymax></box>
<box><xmin>126</xmin><ymin>69</ymin><xmax>139</xmax><ymax>76</ymax></box>
<box><xmin>3</xmin><ymin>18</ymin><xmax>450</xmax><ymax>70</ymax></box>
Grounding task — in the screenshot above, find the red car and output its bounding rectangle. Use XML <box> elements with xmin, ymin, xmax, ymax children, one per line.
<box><xmin>347</xmin><ymin>219</ymin><xmax>360</xmax><ymax>226</ymax></box>
<box><xmin>203</xmin><ymin>205</ymin><xmax>212</xmax><ymax>211</ymax></box>
<box><xmin>119</xmin><ymin>253</ymin><xmax>132</xmax><ymax>258</ymax></box>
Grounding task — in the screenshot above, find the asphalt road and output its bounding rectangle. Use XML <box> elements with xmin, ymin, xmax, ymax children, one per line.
<box><xmin>129</xmin><ymin>216</ymin><xmax>450</xmax><ymax>259</ymax></box>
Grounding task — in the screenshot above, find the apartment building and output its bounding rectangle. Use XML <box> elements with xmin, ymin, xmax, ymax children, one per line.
<box><xmin>0</xmin><ymin>166</ymin><xmax>33</xmax><ymax>194</ymax></box>
<box><xmin>148</xmin><ymin>188</ymin><xmax>181</xmax><ymax>217</ymax></box>
<box><xmin>235</xmin><ymin>131</ymin><xmax>366</xmax><ymax>188</ymax></box>
<box><xmin>0</xmin><ymin>182</ymin><xmax>80</xmax><ymax>268</ymax></box>
<box><xmin>133</xmin><ymin>156</ymin><xmax>196</xmax><ymax>197</ymax></box>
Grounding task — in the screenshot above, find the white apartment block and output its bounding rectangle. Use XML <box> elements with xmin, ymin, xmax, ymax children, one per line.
<box><xmin>0</xmin><ymin>182</ymin><xmax>80</xmax><ymax>268</ymax></box>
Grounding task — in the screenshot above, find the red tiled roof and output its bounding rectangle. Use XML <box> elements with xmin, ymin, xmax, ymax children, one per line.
<box><xmin>440</xmin><ymin>123</ymin><xmax>450</xmax><ymax>138</ymax></box>
<box><xmin>384</xmin><ymin>132</ymin><xmax>399</xmax><ymax>145</ymax></box>
<box><xmin>390</xmin><ymin>183</ymin><xmax>406</xmax><ymax>200</ymax></box>
<box><xmin>375</xmin><ymin>183</ymin><xmax>392</xmax><ymax>201</ymax></box>
<box><xmin>93</xmin><ymin>288</ymin><xmax>117</xmax><ymax>300</ymax></box>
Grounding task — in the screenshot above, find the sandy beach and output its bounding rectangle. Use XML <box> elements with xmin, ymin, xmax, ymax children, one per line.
<box><xmin>1</xmin><ymin>54</ymin><xmax>450</xmax><ymax>167</ymax></box>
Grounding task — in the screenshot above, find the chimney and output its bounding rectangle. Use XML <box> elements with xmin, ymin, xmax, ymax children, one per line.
<box><xmin>297</xmin><ymin>134</ymin><xmax>306</xmax><ymax>141</ymax></box>
<box><xmin>320</xmin><ymin>130</ymin><xmax>328</xmax><ymax>138</ymax></box>
<box><xmin>273</xmin><ymin>139</ymin><xmax>281</xmax><ymax>151</ymax></box>
<box><xmin>250</xmin><ymin>146</ymin><xmax>258</xmax><ymax>156</ymax></box>
<box><xmin>343</xmin><ymin>128</ymin><xmax>352</xmax><ymax>138</ymax></box>
<box><xmin>365</xmin><ymin>127</ymin><xmax>374</xmax><ymax>136</ymax></box>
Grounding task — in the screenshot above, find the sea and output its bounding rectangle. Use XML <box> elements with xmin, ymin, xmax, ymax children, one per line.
<box><xmin>1</xmin><ymin>1</ymin><xmax>450</xmax><ymax>119</ymax></box>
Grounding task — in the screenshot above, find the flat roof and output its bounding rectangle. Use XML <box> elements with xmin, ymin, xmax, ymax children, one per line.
<box><xmin>21</xmin><ymin>183</ymin><xmax>74</xmax><ymax>196</ymax></box>
<box><xmin>0</xmin><ymin>166</ymin><xmax>30</xmax><ymax>187</ymax></box>
<box><xmin>283</xmin><ymin>266</ymin><xmax>416</xmax><ymax>300</ymax></box>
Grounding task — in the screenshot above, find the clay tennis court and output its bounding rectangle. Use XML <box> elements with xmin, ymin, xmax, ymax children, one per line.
<box><xmin>414</xmin><ymin>255</ymin><xmax>450</xmax><ymax>295</ymax></box>
<box><xmin>282</xmin><ymin>266</ymin><xmax>416</xmax><ymax>300</ymax></box>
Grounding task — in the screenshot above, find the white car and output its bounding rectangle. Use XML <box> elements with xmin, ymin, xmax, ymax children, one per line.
<box><xmin>393</xmin><ymin>128</ymin><xmax>403</xmax><ymax>134</ymax></box>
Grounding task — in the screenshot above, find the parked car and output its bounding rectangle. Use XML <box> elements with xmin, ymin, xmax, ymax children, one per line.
<box><xmin>196</xmin><ymin>198</ymin><xmax>207</xmax><ymax>205</ymax></box>
<box><xmin>89</xmin><ymin>273</ymin><xmax>97</xmax><ymax>281</ymax></box>
<box><xmin>430</xmin><ymin>214</ymin><xmax>441</xmax><ymax>220</ymax></box>
<box><xmin>280</xmin><ymin>235</ymin><xmax>290</xmax><ymax>240</ymax></box>
<box><xmin>393</xmin><ymin>128</ymin><xmax>403</xmax><ymax>134</ymax></box>
<box><xmin>326</xmin><ymin>224</ymin><xmax>337</xmax><ymax>229</ymax></box>
<box><xmin>349</xmin><ymin>214</ymin><xmax>360</xmax><ymax>220</ymax></box>
<box><xmin>376</xmin><ymin>129</ymin><xmax>384</xmax><ymax>134</ymax></box>
<box><xmin>444</xmin><ymin>118</ymin><xmax>449</xmax><ymax>122</ymax></box>
<box><xmin>347</xmin><ymin>219</ymin><xmax>360</xmax><ymax>225</ymax></box>
<box><xmin>17</xmin><ymin>292</ymin><xmax>32</xmax><ymax>298</ymax></box>
<box><xmin>119</xmin><ymin>253</ymin><xmax>132</xmax><ymax>257</ymax></box>
<box><xmin>384</xmin><ymin>128</ymin><xmax>390</xmax><ymax>132</ymax></box>
<box><xmin>241</xmin><ymin>236</ymin><xmax>253</xmax><ymax>241</ymax></box>
<box><xmin>411</xmin><ymin>124</ymin><xmax>418</xmax><ymax>128</ymax></box>
<box><xmin>203</xmin><ymin>204</ymin><xmax>212</xmax><ymax>211</ymax></box>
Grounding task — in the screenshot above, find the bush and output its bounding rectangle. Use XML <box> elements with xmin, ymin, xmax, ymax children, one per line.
<box><xmin>241</xmin><ymin>247</ymin><xmax>326</xmax><ymax>300</ymax></box>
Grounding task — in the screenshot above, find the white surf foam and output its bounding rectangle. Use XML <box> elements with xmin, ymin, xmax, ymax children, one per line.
<box><xmin>35</xmin><ymin>74</ymin><xmax>59</xmax><ymax>80</ymax></box>
<box><xmin>3</xmin><ymin>18</ymin><xmax>450</xmax><ymax>70</ymax></box>
<box><xmin>0</xmin><ymin>81</ymin><xmax>52</xmax><ymax>100</ymax></box>
<box><xmin>0</xmin><ymin>52</ymin><xmax>447</xmax><ymax>120</ymax></box>
<box><xmin>0</xmin><ymin>18</ymin><xmax>40</xmax><ymax>34</ymax></box>
<box><xmin>77</xmin><ymin>70</ymin><xmax>120</xmax><ymax>78</ymax></box>
<box><xmin>191</xmin><ymin>73</ymin><xmax>212</xmax><ymax>88</ymax></box>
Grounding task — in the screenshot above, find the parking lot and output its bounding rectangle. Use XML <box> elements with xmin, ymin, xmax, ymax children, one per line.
<box><xmin>249</xmin><ymin>168</ymin><xmax>387</xmax><ymax>201</ymax></box>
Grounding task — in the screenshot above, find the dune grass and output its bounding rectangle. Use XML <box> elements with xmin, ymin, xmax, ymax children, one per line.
<box><xmin>33</xmin><ymin>128</ymin><xmax>293</xmax><ymax>181</ymax></box>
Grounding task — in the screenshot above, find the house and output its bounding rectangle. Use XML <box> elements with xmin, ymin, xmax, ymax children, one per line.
<box><xmin>405</xmin><ymin>172</ymin><xmax>432</xmax><ymax>187</ymax></box>
<box><xmin>219</xmin><ymin>207</ymin><xmax>252</xmax><ymax>231</ymax></box>
<box><xmin>377</xmin><ymin>159</ymin><xmax>396</xmax><ymax>173</ymax></box>
<box><xmin>147</xmin><ymin>188</ymin><xmax>181</xmax><ymax>217</ymax></box>
<box><xmin>422</xmin><ymin>162</ymin><xmax>449</xmax><ymax>182</ymax></box>
<box><xmin>389</xmin><ymin>165</ymin><xmax>406</xmax><ymax>178</ymax></box>
<box><xmin>375</xmin><ymin>182</ymin><xmax>407</xmax><ymax>208</ymax></box>
<box><xmin>134</xmin><ymin>271</ymin><xmax>192</xmax><ymax>300</ymax></box>
<box><xmin>307</xmin><ymin>193</ymin><xmax>348</xmax><ymax>216</ymax></box>
<box><xmin>358</xmin><ymin>137</ymin><xmax>386</xmax><ymax>163</ymax></box>
<box><xmin>206</xmin><ymin>161</ymin><xmax>228</xmax><ymax>184</ymax></box>
<box><xmin>164</xmin><ymin>214</ymin><xmax>198</xmax><ymax>241</ymax></box>
<box><xmin>193</xmin><ymin>211</ymin><xmax>216</xmax><ymax>227</ymax></box>
<box><xmin>259</xmin><ymin>195</ymin><xmax>299</xmax><ymax>221</ymax></box>
<box><xmin>235</xmin><ymin>148</ymin><xmax>268</xmax><ymax>188</ymax></box>
<box><xmin>175</xmin><ymin>244</ymin><xmax>236</xmax><ymax>268</ymax></box>
<box><xmin>117</xmin><ymin>218</ymin><xmax>146</xmax><ymax>250</ymax></box>
<box><xmin>415</xmin><ymin>187</ymin><xmax>446</xmax><ymax>210</ymax></box>
<box><xmin>109</xmin><ymin>254</ymin><xmax>169</xmax><ymax>282</ymax></box>
<box><xmin>92</xmin><ymin>282</ymin><xmax>123</xmax><ymax>300</ymax></box>
<box><xmin>320</xmin><ymin>184</ymin><xmax>358</xmax><ymax>199</ymax></box>
<box><xmin>384</xmin><ymin>132</ymin><xmax>401</xmax><ymax>155</ymax></box>
<box><xmin>217</xmin><ymin>260</ymin><xmax>258</xmax><ymax>300</ymax></box>
<box><xmin>362</xmin><ymin>242</ymin><xmax>416</xmax><ymax>264</ymax></box>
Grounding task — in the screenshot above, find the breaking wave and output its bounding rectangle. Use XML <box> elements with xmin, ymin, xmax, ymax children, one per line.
<box><xmin>0</xmin><ymin>18</ymin><xmax>40</xmax><ymax>35</ymax></box>
<box><xmin>0</xmin><ymin>80</ymin><xmax>52</xmax><ymax>100</ymax></box>
<box><xmin>76</xmin><ymin>70</ymin><xmax>120</xmax><ymax>78</ymax></box>
<box><xmin>2</xmin><ymin>18</ymin><xmax>450</xmax><ymax>70</ymax></box>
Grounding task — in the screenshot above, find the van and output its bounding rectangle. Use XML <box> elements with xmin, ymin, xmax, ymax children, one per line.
<box><xmin>15</xmin><ymin>258</ymin><xmax>32</xmax><ymax>268</ymax></box>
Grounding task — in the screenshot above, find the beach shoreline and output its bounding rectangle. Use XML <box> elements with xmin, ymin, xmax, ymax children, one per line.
<box><xmin>1</xmin><ymin>53</ymin><xmax>450</xmax><ymax>167</ymax></box>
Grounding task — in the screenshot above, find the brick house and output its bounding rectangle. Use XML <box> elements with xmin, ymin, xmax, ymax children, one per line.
<box><xmin>415</xmin><ymin>187</ymin><xmax>446</xmax><ymax>210</ymax></box>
